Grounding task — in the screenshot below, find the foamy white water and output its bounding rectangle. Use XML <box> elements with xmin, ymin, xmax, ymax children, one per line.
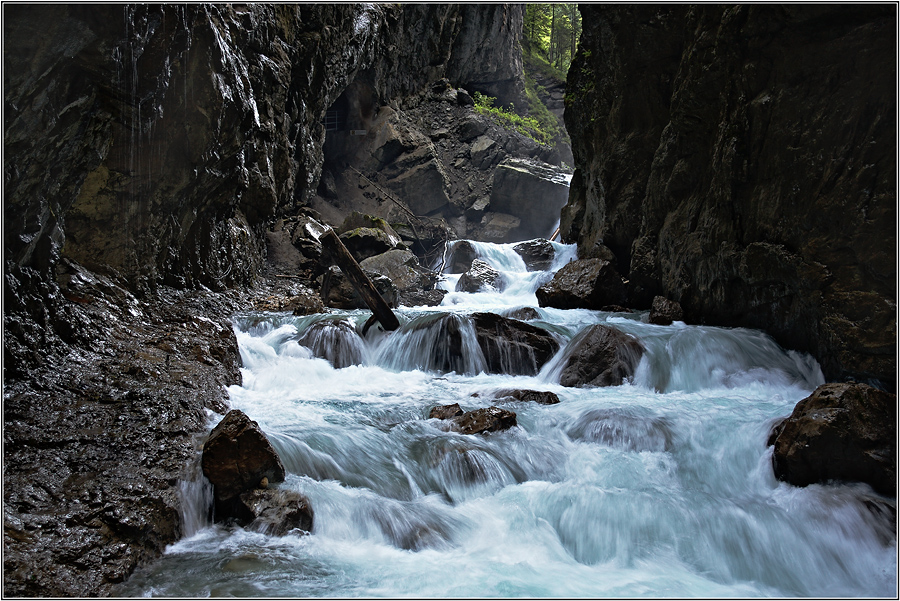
<box><xmin>119</xmin><ymin>240</ymin><xmax>896</xmax><ymax>598</ymax></box>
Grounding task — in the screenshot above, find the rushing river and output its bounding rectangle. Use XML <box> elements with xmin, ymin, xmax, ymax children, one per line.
<box><xmin>120</xmin><ymin>240</ymin><xmax>896</xmax><ymax>598</ymax></box>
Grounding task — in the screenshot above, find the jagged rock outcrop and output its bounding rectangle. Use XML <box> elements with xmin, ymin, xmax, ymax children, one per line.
<box><xmin>562</xmin><ymin>5</ymin><xmax>896</xmax><ymax>386</ymax></box>
<box><xmin>769</xmin><ymin>383</ymin><xmax>896</xmax><ymax>496</ymax></box>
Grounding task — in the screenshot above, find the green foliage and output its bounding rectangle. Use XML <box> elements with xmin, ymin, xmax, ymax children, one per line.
<box><xmin>523</xmin><ymin>3</ymin><xmax>581</xmax><ymax>73</ymax></box>
<box><xmin>472</xmin><ymin>91</ymin><xmax>553</xmax><ymax>146</ymax></box>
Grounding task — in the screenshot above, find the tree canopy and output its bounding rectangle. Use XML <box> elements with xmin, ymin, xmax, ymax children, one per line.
<box><xmin>523</xmin><ymin>4</ymin><xmax>581</xmax><ymax>73</ymax></box>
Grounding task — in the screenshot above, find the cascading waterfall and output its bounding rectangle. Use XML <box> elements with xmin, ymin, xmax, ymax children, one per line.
<box><xmin>119</xmin><ymin>239</ymin><xmax>896</xmax><ymax>598</ymax></box>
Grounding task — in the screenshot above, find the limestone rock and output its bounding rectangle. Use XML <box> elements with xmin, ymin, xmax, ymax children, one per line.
<box><xmin>472</xmin><ymin>212</ymin><xmax>522</xmax><ymax>244</ymax></box>
<box><xmin>490</xmin><ymin>158</ymin><xmax>571</xmax><ymax>241</ymax></box>
<box><xmin>338</xmin><ymin>227</ymin><xmax>399</xmax><ymax>263</ymax></box>
<box><xmin>456</xmin><ymin>259</ymin><xmax>504</xmax><ymax>293</ymax></box>
<box><xmin>536</xmin><ymin>258</ymin><xmax>628</xmax><ymax>310</ymax></box>
<box><xmin>319</xmin><ymin>265</ymin><xmax>399</xmax><ymax>310</ymax></box>
<box><xmin>770</xmin><ymin>383</ymin><xmax>896</xmax><ymax>495</ymax></box>
<box><xmin>471</xmin><ymin>312</ymin><xmax>560</xmax><ymax>376</ymax></box>
<box><xmin>649</xmin><ymin>296</ymin><xmax>684</xmax><ymax>325</ymax></box>
<box><xmin>558</xmin><ymin>325</ymin><xmax>645</xmax><ymax>388</ymax></box>
<box><xmin>201</xmin><ymin>410</ymin><xmax>286</xmax><ymax>503</ymax></box>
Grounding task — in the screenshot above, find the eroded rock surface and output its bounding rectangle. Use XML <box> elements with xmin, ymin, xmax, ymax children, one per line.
<box><xmin>558</xmin><ymin>325</ymin><xmax>645</xmax><ymax>388</ymax></box>
<box><xmin>562</xmin><ymin>4</ymin><xmax>896</xmax><ymax>386</ymax></box>
<box><xmin>769</xmin><ymin>383</ymin><xmax>896</xmax><ymax>496</ymax></box>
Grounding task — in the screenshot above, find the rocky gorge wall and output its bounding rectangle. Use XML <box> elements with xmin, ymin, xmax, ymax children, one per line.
<box><xmin>562</xmin><ymin>4</ymin><xmax>896</xmax><ymax>388</ymax></box>
<box><xmin>3</xmin><ymin>4</ymin><xmax>538</xmax><ymax>596</ymax></box>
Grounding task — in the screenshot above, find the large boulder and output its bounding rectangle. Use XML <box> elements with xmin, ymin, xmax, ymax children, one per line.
<box><xmin>201</xmin><ymin>410</ymin><xmax>286</xmax><ymax>504</ymax></box>
<box><xmin>470</xmin><ymin>212</ymin><xmax>522</xmax><ymax>244</ymax></box>
<box><xmin>338</xmin><ymin>212</ymin><xmax>404</xmax><ymax>245</ymax></box>
<box><xmin>319</xmin><ymin>265</ymin><xmax>399</xmax><ymax>310</ymax></box>
<box><xmin>338</xmin><ymin>227</ymin><xmax>400</xmax><ymax>263</ymax></box>
<box><xmin>513</xmin><ymin>238</ymin><xmax>556</xmax><ymax>271</ymax></box>
<box><xmin>297</xmin><ymin>319</ymin><xmax>366</xmax><ymax>368</ymax></box>
<box><xmin>536</xmin><ymin>258</ymin><xmax>628</xmax><ymax>310</ymax></box>
<box><xmin>360</xmin><ymin>249</ymin><xmax>439</xmax><ymax>296</ymax></box>
<box><xmin>489</xmin><ymin>158</ymin><xmax>571</xmax><ymax>241</ymax></box>
<box><xmin>456</xmin><ymin>259</ymin><xmax>504</xmax><ymax>293</ymax></box>
<box><xmin>471</xmin><ymin>312</ymin><xmax>560</xmax><ymax>376</ymax></box>
<box><xmin>558</xmin><ymin>324</ymin><xmax>645</xmax><ymax>387</ymax></box>
<box><xmin>769</xmin><ymin>383</ymin><xmax>896</xmax><ymax>496</ymax></box>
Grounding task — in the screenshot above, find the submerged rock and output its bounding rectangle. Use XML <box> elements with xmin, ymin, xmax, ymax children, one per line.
<box><xmin>471</xmin><ymin>312</ymin><xmax>560</xmax><ymax>376</ymax></box>
<box><xmin>536</xmin><ymin>258</ymin><xmax>628</xmax><ymax>310</ymax></box>
<box><xmin>453</xmin><ymin>406</ymin><xmax>518</xmax><ymax>435</ymax></box>
<box><xmin>559</xmin><ymin>325</ymin><xmax>644</xmax><ymax>387</ymax></box>
<box><xmin>201</xmin><ymin>410</ymin><xmax>286</xmax><ymax>504</ymax></box>
<box><xmin>233</xmin><ymin>489</ymin><xmax>314</xmax><ymax>536</ymax></box>
<box><xmin>769</xmin><ymin>383</ymin><xmax>896</xmax><ymax>495</ymax></box>
<box><xmin>492</xmin><ymin>389</ymin><xmax>560</xmax><ymax>405</ymax></box>
<box><xmin>429</xmin><ymin>403</ymin><xmax>465</xmax><ymax>420</ymax></box>
<box><xmin>456</xmin><ymin>259</ymin><xmax>504</xmax><ymax>293</ymax></box>
<box><xmin>567</xmin><ymin>409</ymin><xmax>673</xmax><ymax>452</ymax></box>
<box><xmin>297</xmin><ymin>319</ymin><xmax>366</xmax><ymax>368</ymax></box>
<box><xmin>502</xmin><ymin>306</ymin><xmax>541</xmax><ymax>321</ymax></box>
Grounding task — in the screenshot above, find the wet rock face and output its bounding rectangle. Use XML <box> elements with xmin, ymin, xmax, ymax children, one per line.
<box><xmin>559</xmin><ymin>325</ymin><xmax>645</xmax><ymax>388</ymax></box>
<box><xmin>648</xmin><ymin>296</ymin><xmax>684</xmax><ymax>326</ymax></box>
<box><xmin>456</xmin><ymin>259</ymin><xmax>505</xmax><ymax>293</ymax></box>
<box><xmin>563</xmin><ymin>5</ymin><xmax>896</xmax><ymax>386</ymax></box>
<box><xmin>489</xmin><ymin>159</ymin><xmax>571</xmax><ymax>241</ymax></box>
<box><xmin>3</xmin><ymin>276</ymin><xmax>244</xmax><ymax>597</ymax></box>
<box><xmin>769</xmin><ymin>383</ymin><xmax>896</xmax><ymax>496</ymax></box>
<box><xmin>513</xmin><ymin>238</ymin><xmax>556</xmax><ymax>271</ymax></box>
<box><xmin>201</xmin><ymin>410</ymin><xmax>286</xmax><ymax>503</ymax></box>
<box><xmin>471</xmin><ymin>312</ymin><xmax>560</xmax><ymax>376</ymax></box>
<box><xmin>536</xmin><ymin>258</ymin><xmax>627</xmax><ymax>311</ymax></box>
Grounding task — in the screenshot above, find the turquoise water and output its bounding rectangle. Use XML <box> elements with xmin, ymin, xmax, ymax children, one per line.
<box><xmin>119</xmin><ymin>240</ymin><xmax>896</xmax><ymax>598</ymax></box>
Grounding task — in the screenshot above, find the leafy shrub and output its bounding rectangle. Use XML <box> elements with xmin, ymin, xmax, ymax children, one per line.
<box><xmin>471</xmin><ymin>91</ymin><xmax>552</xmax><ymax>146</ymax></box>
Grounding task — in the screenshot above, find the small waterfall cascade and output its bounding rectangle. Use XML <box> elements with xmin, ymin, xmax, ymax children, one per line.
<box><xmin>119</xmin><ymin>239</ymin><xmax>896</xmax><ymax>598</ymax></box>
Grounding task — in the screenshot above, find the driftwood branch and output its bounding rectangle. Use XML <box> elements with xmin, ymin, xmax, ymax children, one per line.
<box><xmin>305</xmin><ymin>219</ymin><xmax>400</xmax><ymax>331</ymax></box>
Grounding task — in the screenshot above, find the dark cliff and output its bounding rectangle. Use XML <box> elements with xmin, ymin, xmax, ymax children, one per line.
<box><xmin>562</xmin><ymin>4</ymin><xmax>896</xmax><ymax>387</ymax></box>
<box><xmin>3</xmin><ymin>4</ymin><xmax>527</xmax><ymax>596</ymax></box>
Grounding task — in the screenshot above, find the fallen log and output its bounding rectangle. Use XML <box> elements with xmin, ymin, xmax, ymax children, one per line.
<box><xmin>305</xmin><ymin>219</ymin><xmax>400</xmax><ymax>331</ymax></box>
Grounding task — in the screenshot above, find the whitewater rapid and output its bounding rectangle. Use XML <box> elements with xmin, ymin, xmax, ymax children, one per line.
<box><xmin>119</xmin><ymin>239</ymin><xmax>896</xmax><ymax>598</ymax></box>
